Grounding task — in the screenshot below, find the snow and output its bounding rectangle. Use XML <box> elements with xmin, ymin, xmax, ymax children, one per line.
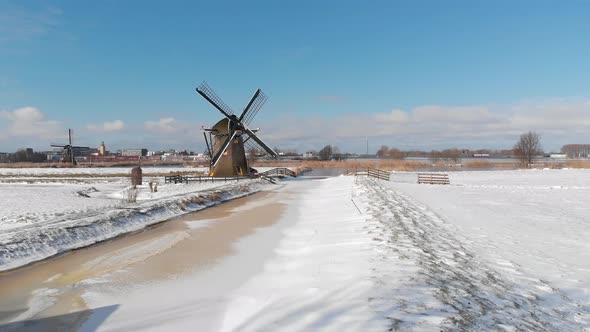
<box><xmin>81</xmin><ymin>170</ymin><xmax>589</xmax><ymax>331</ymax></box>
<box><xmin>389</xmin><ymin>169</ymin><xmax>590</xmax><ymax>319</ymax></box>
<box><xmin>0</xmin><ymin>177</ymin><xmax>271</xmax><ymax>272</ymax></box>
<box><xmin>3</xmin><ymin>168</ymin><xmax>590</xmax><ymax>330</ymax></box>
<box><xmin>79</xmin><ymin>176</ymin><xmax>443</xmax><ymax>331</ymax></box>
<box><xmin>220</xmin><ymin>176</ymin><xmax>395</xmax><ymax>331</ymax></box>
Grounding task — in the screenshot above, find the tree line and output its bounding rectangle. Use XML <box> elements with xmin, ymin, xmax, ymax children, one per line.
<box><xmin>0</xmin><ymin>149</ymin><xmax>47</xmax><ymax>163</ymax></box>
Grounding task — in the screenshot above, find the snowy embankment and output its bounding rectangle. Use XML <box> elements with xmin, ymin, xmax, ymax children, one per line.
<box><xmin>0</xmin><ymin>179</ymin><xmax>271</xmax><ymax>272</ymax></box>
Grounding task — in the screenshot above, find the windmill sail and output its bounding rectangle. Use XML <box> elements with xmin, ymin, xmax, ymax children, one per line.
<box><xmin>196</xmin><ymin>82</ymin><xmax>234</xmax><ymax>118</ymax></box>
<box><xmin>239</xmin><ymin>89</ymin><xmax>268</xmax><ymax>126</ymax></box>
<box><xmin>244</xmin><ymin>128</ymin><xmax>276</xmax><ymax>156</ymax></box>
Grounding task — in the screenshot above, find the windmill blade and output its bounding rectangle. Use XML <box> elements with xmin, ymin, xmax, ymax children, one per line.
<box><xmin>238</xmin><ymin>89</ymin><xmax>260</xmax><ymax>122</ymax></box>
<box><xmin>239</xmin><ymin>89</ymin><xmax>266</xmax><ymax>123</ymax></box>
<box><xmin>196</xmin><ymin>82</ymin><xmax>235</xmax><ymax>119</ymax></box>
<box><xmin>244</xmin><ymin>128</ymin><xmax>277</xmax><ymax>157</ymax></box>
<box><xmin>203</xmin><ymin>132</ymin><xmax>213</xmax><ymax>159</ymax></box>
<box><xmin>243</xmin><ymin>137</ymin><xmax>267</xmax><ymax>157</ymax></box>
<box><xmin>211</xmin><ymin>131</ymin><xmax>237</xmax><ymax>168</ymax></box>
<box><xmin>242</xmin><ymin>91</ymin><xmax>267</xmax><ymax>126</ymax></box>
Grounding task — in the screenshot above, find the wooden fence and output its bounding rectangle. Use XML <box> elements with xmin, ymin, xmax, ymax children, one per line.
<box><xmin>351</xmin><ymin>168</ymin><xmax>390</xmax><ymax>181</ymax></box>
<box><xmin>367</xmin><ymin>168</ymin><xmax>391</xmax><ymax>181</ymax></box>
<box><xmin>417</xmin><ymin>173</ymin><xmax>450</xmax><ymax>185</ymax></box>
<box><xmin>164</xmin><ymin>175</ymin><xmax>247</xmax><ymax>184</ymax></box>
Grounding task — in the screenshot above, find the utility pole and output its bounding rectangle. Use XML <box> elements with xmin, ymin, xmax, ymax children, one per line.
<box><xmin>366</xmin><ymin>137</ymin><xmax>369</xmax><ymax>156</ymax></box>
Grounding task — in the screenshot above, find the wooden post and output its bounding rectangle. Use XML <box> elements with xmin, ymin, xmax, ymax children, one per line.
<box><xmin>131</xmin><ymin>167</ymin><xmax>142</xmax><ymax>186</ymax></box>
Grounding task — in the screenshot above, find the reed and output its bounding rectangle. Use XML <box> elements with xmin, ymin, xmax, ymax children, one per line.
<box><xmin>254</xmin><ymin>159</ymin><xmax>429</xmax><ymax>171</ymax></box>
<box><xmin>564</xmin><ymin>160</ymin><xmax>590</xmax><ymax>169</ymax></box>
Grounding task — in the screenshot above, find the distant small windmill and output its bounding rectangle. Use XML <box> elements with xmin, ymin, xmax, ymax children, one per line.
<box><xmin>50</xmin><ymin>129</ymin><xmax>89</xmax><ymax>165</ymax></box>
<box><xmin>196</xmin><ymin>82</ymin><xmax>277</xmax><ymax>177</ymax></box>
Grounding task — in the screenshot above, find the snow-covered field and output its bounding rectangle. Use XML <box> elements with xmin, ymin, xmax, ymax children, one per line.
<box><xmin>391</xmin><ymin>169</ymin><xmax>590</xmax><ymax>326</ymax></box>
<box><xmin>0</xmin><ymin>174</ymin><xmax>271</xmax><ymax>271</ymax></box>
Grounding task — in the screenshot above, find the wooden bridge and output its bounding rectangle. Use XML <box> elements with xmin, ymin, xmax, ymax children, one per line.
<box><xmin>259</xmin><ymin>167</ymin><xmax>297</xmax><ymax>178</ymax></box>
<box><xmin>164</xmin><ymin>167</ymin><xmax>301</xmax><ymax>184</ymax></box>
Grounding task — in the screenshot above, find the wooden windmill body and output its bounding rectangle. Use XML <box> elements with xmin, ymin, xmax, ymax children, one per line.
<box><xmin>196</xmin><ymin>82</ymin><xmax>277</xmax><ymax>177</ymax></box>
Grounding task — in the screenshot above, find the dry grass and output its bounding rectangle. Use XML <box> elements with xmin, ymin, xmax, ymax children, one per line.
<box><xmin>0</xmin><ymin>170</ymin><xmax>207</xmax><ymax>178</ymax></box>
<box><xmin>125</xmin><ymin>187</ymin><xmax>138</xmax><ymax>203</ymax></box>
<box><xmin>0</xmin><ymin>160</ymin><xmax>208</xmax><ymax>168</ymax></box>
<box><xmin>0</xmin><ymin>162</ymin><xmax>78</xmax><ymax>169</ymax></box>
<box><xmin>462</xmin><ymin>160</ymin><xmax>519</xmax><ymax>169</ymax></box>
<box><xmin>253</xmin><ymin>159</ymin><xmax>429</xmax><ymax>171</ymax></box>
<box><xmin>564</xmin><ymin>160</ymin><xmax>590</xmax><ymax>168</ymax></box>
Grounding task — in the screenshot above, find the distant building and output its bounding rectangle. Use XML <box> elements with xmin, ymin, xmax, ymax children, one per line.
<box><xmin>99</xmin><ymin>141</ymin><xmax>106</xmax><ymax>156</ymax></box>
<box><xmin>302</xmin><ymin>152</ymin><xmax>315</xmax><ymax>158</ymax></box>
<box><xmin>46</xmin><ymin>151</ymin><xmax>62</xmax><ymax>161</ymax></box>
<box><xmin>561</xmin><ymin>144</ymin><xmax>590</xmax><ymax>158</ymax></box>
<box><xmin>121</xmin><ymin>148</ymin><xmax>148</xmax><ymax>157</ymax></box>
<box><xmin>73</xmin><ymin>147</ymin><xmax>98</xmax><ymax>157</ymax></box>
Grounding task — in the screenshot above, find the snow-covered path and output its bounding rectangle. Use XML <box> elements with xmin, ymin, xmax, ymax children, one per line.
<box><xmin>360</xmin><ymin>176</ymin><xmax>588</xmax><ymax>331</ymax></box>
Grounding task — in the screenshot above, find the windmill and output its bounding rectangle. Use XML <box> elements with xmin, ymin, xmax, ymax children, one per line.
<box><xmin>196</xmin><ymin>82</ymin><xmax>277</xmax><ymax>177</ymax></box>
<box><xmin>50</xmin><ymin>129</ymin><xmax>89</xmax><ymax>165</ymax></box>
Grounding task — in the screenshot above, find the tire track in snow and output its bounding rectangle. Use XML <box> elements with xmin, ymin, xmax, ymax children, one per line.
<box><xmin>359</xmin><ymin>177</ymin><xmax>587</xmax><ymax>331</ymax></box>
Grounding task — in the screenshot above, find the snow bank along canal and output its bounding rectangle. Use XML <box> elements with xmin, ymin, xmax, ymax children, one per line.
<box><xmin>0</xmin><ymin>182</ymin><xmax>290</xmax><ymax>330</ymax></box>
<box><xmin>0</xmin><ymin>178</ymin><xmax>271</xmax><ymax>272</ymax></box>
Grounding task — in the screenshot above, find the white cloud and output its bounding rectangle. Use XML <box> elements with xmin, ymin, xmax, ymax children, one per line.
<box><xmin>2</xmin><ymin>98</ymin><xmax>589</xmax><ymax>153</ymax></box>
<box><xmin>0</xmin><ymin>107</ymin><xmax>63</xmax><ymax>141</ymax></box>
<box><xmin>143</xmin><ymin>118</ymin><xmax>200</xmax><ymax>148</ymax></box>
<box><xmin>144</xmin><ymin>118</ymin><xmax>179</xmax><ymax>133</ymax></box>
<box><xmin>87</xmin><ymin>120</ymin><xmax>125</xmax><ymax>132</ymax></box>
<box><xmin>261</xmin><ymin>97</ymin><xmax>590</xmax><ymax>152</ymax></box>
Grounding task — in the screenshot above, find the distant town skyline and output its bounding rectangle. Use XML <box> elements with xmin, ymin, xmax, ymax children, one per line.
<box><xmin>1</xmin><ymin>1</ymin><xmax>590</xmax><ymax>153</ymax></box>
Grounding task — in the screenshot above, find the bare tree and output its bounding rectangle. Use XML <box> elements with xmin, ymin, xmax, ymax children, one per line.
<box><xmin>318</xmin><ymin>145</ymin><xmax>333</xmax><ymax>161</ymax></box>
<box><xmin>377</xmin><ymin>145</ymin><xmax>389</xmax><ymax>158</ymax></box>
<box><xmin>247</xmin><ymin>147</ymin><xmax>258</xmax><ymax>163</ymax></box>
<box><xmin>514</xmin><ymin>131</ymin><xmax>542</xmax><ymax>167</ymax></box>
<box><xmin>442</xmin><ymin>148</ymin><xmax>463</xmax><ymax>164</ymax></box>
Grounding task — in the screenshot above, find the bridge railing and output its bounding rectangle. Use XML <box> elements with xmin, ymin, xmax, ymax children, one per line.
<box><xmin>259</xmin><ymin>167</ymin><xmax>297</xmax><ymax>178</ymax></box>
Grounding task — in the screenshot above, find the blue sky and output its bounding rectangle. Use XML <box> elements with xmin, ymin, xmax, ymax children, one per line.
<box><xmin>1</xmin><ymin>0</ymin><xmax>590</xmax><ymax>153</ymax></box>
